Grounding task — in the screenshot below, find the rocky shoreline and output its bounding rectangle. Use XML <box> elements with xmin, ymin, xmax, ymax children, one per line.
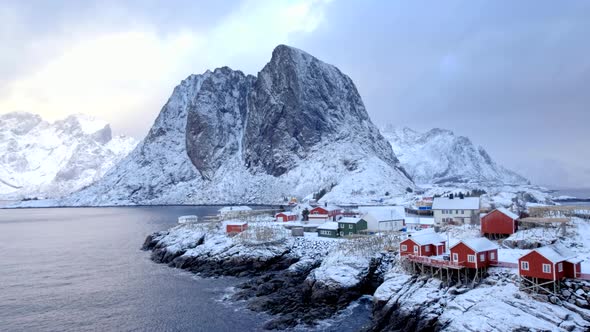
<box><xmin>142</xmin><ymin>222</ymin><xmax>590</xmax><ymax>331</ymax></box>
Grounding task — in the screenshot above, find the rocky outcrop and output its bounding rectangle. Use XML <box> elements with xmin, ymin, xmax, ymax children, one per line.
<box><xmin>142</xmin><ymin>224</ymin><xmax>389</xmax><ymax>329</ymax></box>
<box><xmin>185</xmin><ymin>68</ymin><xmax>255</xmax><ymax>180</ymax></box>
<box><xmin>242</xmin><ymin>45</ymin><xmax>399</xmax><ymax>177</ymax></box>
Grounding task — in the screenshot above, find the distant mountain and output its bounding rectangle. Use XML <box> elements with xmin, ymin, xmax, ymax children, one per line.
<box><xmin>0</xmin><ymin>112</ymin><xmax>137</xmax><ymax>199</ymax></box>
<box><xmin>382</xmin><ymin>126</ymin><xmax>529</xmax><ymax>186</ymax></box>
<box><xmin>63</xmin><ymin>45</ymin><xmax>413</xmax><ymax>206</ymax></box>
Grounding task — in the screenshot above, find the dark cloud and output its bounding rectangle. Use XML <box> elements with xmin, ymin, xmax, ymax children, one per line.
<box><xmin>292</xmin><ymin>0</ymin><xmax>590</xmax><ymax>188</ymax></box>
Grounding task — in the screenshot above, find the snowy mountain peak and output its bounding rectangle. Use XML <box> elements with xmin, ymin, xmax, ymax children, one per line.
<box><xmin>63</xmin><ymin>45</ymin><xmax>414</xmax><ymax>206</ymax></box>
<box><xmin>0</xmin><ymin>112</ymin><xmax>137</xmax><ymax>199</ymax></box>
<box><xmin>383</xmin><ymin>125</ymin><xmax>529</xmax><ymax>185</ymax></box>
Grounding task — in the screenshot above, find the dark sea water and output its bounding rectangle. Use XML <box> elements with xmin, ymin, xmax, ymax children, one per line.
<box><xmin>0</xmin><ymin>207</ymin><xmax>271</xmax><ymax>332</ymax></box>
<box><xmin>0</xmin><ymin>207</ymin><xmax>372</xmax><ymax>332</ymax></box>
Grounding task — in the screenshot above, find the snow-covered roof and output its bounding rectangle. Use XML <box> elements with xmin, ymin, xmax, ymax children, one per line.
<box><xmin>226</xmin><ymin>221</ymin><xmax>247</xmax><ymax>226</ymax></box>
<box><xmin>533</xmin><ymin>244</ymin><xmax>577</xmax><ymax>263</ymax></box>
<box><xmin>317</xmin><ymin>222</ymin><xmax>339</xmax><ymax>230</ymax></box>
<box><xmin>276</xmin><ymin>211</ymin><xmax>297</xmax><ymax>216</ymax></box>
<box><xmin>219</xmin><ymin>206</ymin><xmax>252</xmax><ymax>213</ymax></box>
<box><xmin>432</xmin><ymin>197</ymin><xmax>480</xmax><ymax>210</ymax></box>
<box><xmin>405</xmin><ymin>217</ymin><xmax>434</xmax><ymax>225</ymax></box>
<box><xmin>338</xmin><ymin>217</ymin><xmax>363</xmax><ymax>224</ymax></box>
<box><xmin>453</xmin><ymin>237</ymin><xmax>499</xmax><ymax>253</ymax></box>
<box><xmin>359</xmin><ymin>206</ymin><xmax>405</xmax><ymax>221</ymax></box>
<box><xmin>406</xmin><ymin>232</ymin><xmax>445</xmax><ymax>246</ymax></box>
<box><xmin>312</xmin><ymin>205</ymin><xmax>341</xmax><ymax>212</ymax></box>
<box><xmin>491</xmin><ymin>207</ymin><xmax>519</xmax><ymax>220</ymax></box>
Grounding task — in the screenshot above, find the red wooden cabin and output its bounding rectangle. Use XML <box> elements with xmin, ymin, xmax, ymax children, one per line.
<box><xmin>450</xmin><ymin>238</ymin><xmax>499</xmax><ymax>269</ymax></box>
<box><xmin>275</xmin><ymin>212</ymin><xmax>297</xmax><ymax>222</ymax></box>
<box><xmin>518</xmin><ymin>245</ymin><xmax>581</xmax><ymax>281</ymax></box>
<box><xmin>400</xmin><ymin>232</ymin><xmax>446</xmax><ymax>257</ymax></box>
<box><xmin>226</xmin><ymin>222</ymin><xmax>248</xmax><ymax>234</ymax></box>
<box><xmin>481</xmin><ymin>207</ymin><xmax>519</xmax><ymax>236</ymax></box>
<box><xmin>309</xmin><ymin>205</ymin><xmax>342</xmax><ymax>221</ymax></box>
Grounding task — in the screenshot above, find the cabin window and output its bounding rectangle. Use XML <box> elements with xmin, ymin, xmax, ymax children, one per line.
<box><xmin>339</xmin><ymin>224</ymin><xmax>344</xmax><ymax>228</ymax></box>
<box><xmin>468</xmin><ymin>255</ymin><xmax>476</xmax><ymax>263</ymax></box>
<box><xmin>425</xmin><ymin>246</ymin><xmax>430</xmax><ymax>252</ymax></box>
<box><xmin>413</xmin><ymin>245</ymin><xmax>419</xmax><ymax>253</ymax></box>
<box><xmin>452</xmin><ymin>253</ymin><xmax>458</xmax><ymax>262</ymax></box>
<box><xmin>349</xmin><ymin>224</ymin><xmax>353</xmax><ymax>229</ymax></box>
<box><xmin>461</xmin><ymin>210</ymin><xmax>464</xmax><ymax>214</ymax></box>
<box><xmin>558</xmin><ymin>263</ymin><xmax>563</xmax><ymax>272</ymax></box>
<box><xmin>401</xmin><ymin>245</ymin><xmax>407</xmax><ymax>251</ymax></box>
<box><xmin>480</xmin><ymin>254</ymin><xmax>485</xmax><ymax>262</ymax></box>
<box><xmin>456</xmin><ymin>210</ymin><xmax>459</xmax><ymax>214</ymax></box>
<box><xmin>521</xmin><ymin>261</ymin><xmax>529</xmax><ymax>270</ymax></box>
<box><xmin>490</xmin><ymin>252</ymin><xmax>496</xmax><ymax>260</ymax></box>
<box><xmin>542</xmin><ymin>264</ymin><xmax>551</xmax><ymax>273</ymax></box>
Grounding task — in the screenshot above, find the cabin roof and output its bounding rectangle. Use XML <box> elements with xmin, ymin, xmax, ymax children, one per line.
<box><xmin>338</xmin><ymin>217</ymin><xmax>363</xmax><ymax>224</ymax></box>
<box><xmin>452</xmin><ymin>237</ymin><xmax>498</xmax><ymax>252</ymax></box>
<box><xmin>359</xmin><ymin>206</ymin><xmax>405</xmax><ymax>221</ymax></box>
<box><xmin>405</xmin><ymin>217</ymin><xmax>434</xmax><ymax>225</ymax></box>
<box><xmin>276</xmin><ymin>211</ymin><xmax>297</xmax><ymax>216</ymax></box>
<box><xmin>226</xmin><ymin>221</ymin><xmax>248</xmax><ymax>226</ymax></box>
<box><xmin>432</xmin><ymin>197</ymin><xmax>480</xmax><ymax>210</ymax></box>
<box><xmin>486</xmin><ymin>207</ymin><xmax>519</xmax><ymax>220</ymax></box>
<box><xmin>312</xmin><ymin>205</ymin><xmax>341</xmax><ymax>212</ymax></box>
<box><xmin>532</xmin><ymin>244</ymin><xmax>577</xmax><ymax>263</ymax></box>
<box><xmin>317</xmin><ymin>221</ymin><xmax>339</xmax><ymax>230</ymax></box>
<box><xmin>406</xmin><ymin>232</ymin><xmax>445</xmax><ymax>246</ymax></box>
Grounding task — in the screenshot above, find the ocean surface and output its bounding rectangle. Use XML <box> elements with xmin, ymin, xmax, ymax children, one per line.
<box><xmin>0</xmin><ymin>207</ymin><xmax>371</xmax><ymax>332</ymax></box>
<box><xmin>553</xmin><ymin>188</ymin><xmax>590</xmax><ymax>199</ymax></box>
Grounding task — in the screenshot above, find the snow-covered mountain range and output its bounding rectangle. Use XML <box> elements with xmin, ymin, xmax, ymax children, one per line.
<box><xmin>383</xmin><ymin>126</ymin><xmax>529</xmax><ymax>186</ymax></box>
<box><xmin>0</xmin><ymin>112</ymin><xmax>137</xmax><ymax>199</ymax></box>
<box><xmin>62</xmin><ymin>45</ymin><xmax>414</xmax><ymax>206</ymax></box>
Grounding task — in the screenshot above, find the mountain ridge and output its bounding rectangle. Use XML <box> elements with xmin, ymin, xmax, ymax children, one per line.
<box><xmin>0</xmin><ymin>112</ymin><xmax>137</xmax><ymax>199</ymax></box>
<box><xmin>62</xmin><ymin>45</ymin><xmax>414</xmax><ymax>205</ymax></box>
<box><xmin>383</xmin><ymin>125</ymin><xmax>529</xmax><ymax>186</ymax></box>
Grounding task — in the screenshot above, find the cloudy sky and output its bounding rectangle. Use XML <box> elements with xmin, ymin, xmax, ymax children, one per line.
<box><xmin>1</xmin><ymin>0</ymin><xmax>589</xmax><ymax>189</ymax></box>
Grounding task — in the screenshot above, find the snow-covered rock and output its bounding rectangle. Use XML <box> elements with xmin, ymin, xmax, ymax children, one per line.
<box><xmin>0</xmin><ymin>112</ymin><xmax>137</xmax><ymax>199</ymax></box>
<box><xmin>62</xmin><ymin>45</ymin><xmax>413</xmax><ymax>206</ymax></box>
<box><xmin>383</xmin><ymin>126</ymin><xmax>528</xmax><ymax>186</ymax></box>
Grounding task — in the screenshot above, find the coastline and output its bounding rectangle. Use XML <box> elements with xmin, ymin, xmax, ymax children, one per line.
<box><xmin>141</xmin><ymin>220</ymin><xmax>590</xmax><ymax>331</ymax></box>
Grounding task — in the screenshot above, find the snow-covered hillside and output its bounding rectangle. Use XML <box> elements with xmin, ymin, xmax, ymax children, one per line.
<box><xmin>61</xmin><ymin>45</ymin><xmax>413</xmax><ymax>206</ymax></box>
<box><xmin>0</xmin><ymin>112</ymin><xmax>137</xmax><ymax>199</ymax></box>
<box><xmin>383</xmin><ymin>126</ymin><xmax>529</xmax><ymax>186</ymax></box>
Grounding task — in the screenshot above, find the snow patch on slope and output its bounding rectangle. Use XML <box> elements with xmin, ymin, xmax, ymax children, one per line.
<box><xmin>0</xmin><ymin>112</ymin><xmax>137</xmax><ymax>199</ymax></box>
<box><xmin>384</xmin><ymin>126</ymin><xmax>528</xmax><ymax>186</ymax></box>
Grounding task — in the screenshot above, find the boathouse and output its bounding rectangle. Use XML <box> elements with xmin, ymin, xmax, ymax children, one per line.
<box><xmin>518</xmin><ymin>245</ymin><xmax>581</xmax><ymax>281</ymax></box>
<box><xmin>275</xmin><ymin>211</ymin><xmax>298</xmax><ymax>222</ymax></box>
<box><xmin>481</xmin><ymin>207</ymin><xmax>519</xmax><ymax>237</ymax></box>
<box><xmin>449</xmin><ymin>238</ymin><xmax>498</xmax><ymax>269</ymax></box>
<box><xmin>399</xmin><ymin>232</ymin><xmax>446</xmax><ymax>257</ymax></box>
<box><xmin>309</xmin><ymin>205</ymin><xmax>342</xmax><ymax>222</ymax></box>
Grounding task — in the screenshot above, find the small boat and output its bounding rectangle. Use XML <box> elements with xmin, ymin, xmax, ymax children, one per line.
<box><xmin>178</xmin><ymin>215</ymin><xmax>198</xmax><ymax>224</ymax></box>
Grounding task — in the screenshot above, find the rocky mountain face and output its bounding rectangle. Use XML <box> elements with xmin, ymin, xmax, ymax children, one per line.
<box><xmin>382</xmin><ymin>126</ymin><xmax>529</xmax><ymax>185</ymax></box>
<box><xmin>0</xmin><ymin>112</ymin><xmax>137</xmax><ymax>199</ymax></box>
<box><xmin>64</xmin><ymin>45</ymin><xmax>413</xmax><ymax>206</ymax></box>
